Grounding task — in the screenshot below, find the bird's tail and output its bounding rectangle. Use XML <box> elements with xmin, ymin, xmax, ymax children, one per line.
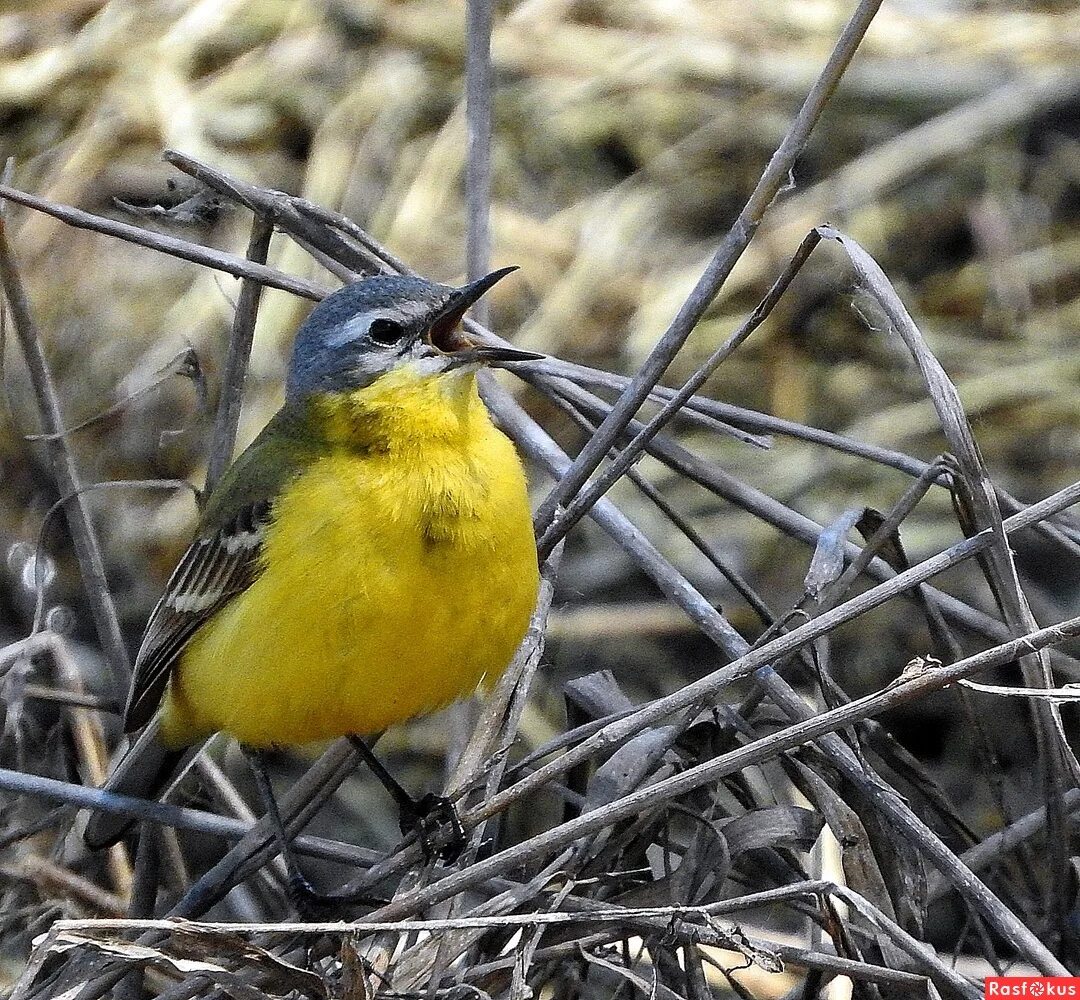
<box><xmin>83</xmin><ymin>718</ymin><xmax>189</xmax><ymax>851</ymax></box>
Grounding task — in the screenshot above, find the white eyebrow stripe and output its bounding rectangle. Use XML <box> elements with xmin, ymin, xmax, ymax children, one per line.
<box><xmin>323</xmin><ymin>298</ymin><xmax>443</xmax><ymax>348</ymax></box>
<box><xmin>323</xmin><ymin>311</ymin><xmax>381</xmax><ymax>348</ymax></box>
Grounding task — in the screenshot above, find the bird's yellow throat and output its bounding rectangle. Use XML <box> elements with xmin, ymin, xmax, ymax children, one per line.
<box><xmin>306</xmin><ymin>362</ymin><xmax>487</xmax><ymax>451</ymax></box>
<box><xmin>159</xmin><ymin>365</ymin><xmax>539</xmax><ymax>748</ymax></box>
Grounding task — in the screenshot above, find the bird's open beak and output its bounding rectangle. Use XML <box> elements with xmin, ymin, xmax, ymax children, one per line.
<box><xmin>426</xmin><ymin>266</ymin><xmax>544</xmax><ymax>366</ymax></box>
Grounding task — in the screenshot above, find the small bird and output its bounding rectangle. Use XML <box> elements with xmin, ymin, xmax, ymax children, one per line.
<box><xmin>84</xmin><ymin>268</ymin><xmax>541</xmax><ymax>874</ymax></box>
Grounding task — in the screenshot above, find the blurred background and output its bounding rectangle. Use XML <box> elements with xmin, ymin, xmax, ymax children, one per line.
<box><xmin>0</xmin><ymin>0</ymin><xmax>1078</xmax><ymax>985</ymax></box>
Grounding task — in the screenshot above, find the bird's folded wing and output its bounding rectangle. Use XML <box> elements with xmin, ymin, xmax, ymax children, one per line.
<box><xmin>123</xmin><ymin>506</ymin><xmax>269</xmax><ymax>731</ymax></box>
<box><xmin>123</xmin><ymin>409</ymin><xmax>315</xmax><ymax>732</ymax></box>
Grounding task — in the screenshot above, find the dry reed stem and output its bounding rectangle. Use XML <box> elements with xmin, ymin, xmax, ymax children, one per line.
<box><xmin>2</xmin><ymin>2</ymin><xmax>1078</xmax><ymax>997</ymax></box>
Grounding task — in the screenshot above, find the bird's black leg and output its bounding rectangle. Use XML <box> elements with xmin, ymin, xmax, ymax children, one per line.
<box><xmin>347</xmin><ymin>736</ymin><xmax>466</xmax><ymax>861</ymax></box>
<box><xmin>241</xmin><ymin>746</ymin><xmax>382</xmax><ymax>909</ymax></box>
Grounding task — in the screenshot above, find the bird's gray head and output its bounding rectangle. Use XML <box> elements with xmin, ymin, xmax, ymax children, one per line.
<box><xmin>285</xmin><ymin>268</ymin><xmax>539</xmax><ymax>403</ymax></box>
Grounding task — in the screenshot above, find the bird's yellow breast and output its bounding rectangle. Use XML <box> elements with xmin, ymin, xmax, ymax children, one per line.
<box><xmin>159</xmin><ymin>367</ymin><xmax>539</xmax><ymax>749</ymax></box>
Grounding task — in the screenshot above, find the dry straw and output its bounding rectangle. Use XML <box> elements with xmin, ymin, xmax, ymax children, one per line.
<box><xmin>0</xmin><ymin>1</ymin><xmax>1078</xmax><ymax>998</ymax></box>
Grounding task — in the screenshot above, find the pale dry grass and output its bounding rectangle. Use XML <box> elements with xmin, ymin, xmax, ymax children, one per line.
<box><xmin>0</xmin><ymin>1</ymin><xmax>1078</xmax><ymax>997</ymax></box>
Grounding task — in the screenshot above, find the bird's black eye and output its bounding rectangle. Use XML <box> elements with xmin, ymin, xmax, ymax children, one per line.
<box><xmin>368</xmin><ymin>318</ymin><xmax>407</xmax><ymax>347</ymax></box>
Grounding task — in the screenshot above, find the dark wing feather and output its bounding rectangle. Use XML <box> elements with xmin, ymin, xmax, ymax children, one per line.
<box><xmin>122</xmin><ymin>408</ymin><xmax>315</xmax><ymax>733</ymax></box>
<box><xmin>123</xmin><ymin>504</ymin><xmax>270</xmax><ymax>731</ymax></box>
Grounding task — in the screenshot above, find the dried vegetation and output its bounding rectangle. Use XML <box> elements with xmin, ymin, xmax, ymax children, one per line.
<box><xmin>0</xmin><ymin>0</ymin><xmax>1079</xmax><ymax>997</ymax></box>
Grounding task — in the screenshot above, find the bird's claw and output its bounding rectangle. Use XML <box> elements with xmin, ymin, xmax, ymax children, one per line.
<box><xmin>401</xmin><ymin>793</ymin><xmax>466</xmax><ymax>861</ymax></box>
<box><xmin>287</xmin><ymin>872</ymin><xmax>332</xmax><ymax>916</ymax></box>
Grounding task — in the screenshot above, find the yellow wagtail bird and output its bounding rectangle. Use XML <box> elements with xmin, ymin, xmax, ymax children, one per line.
<box><xmin>84</xmin><ymin>267</ymin><xmax>541</xmax><ymax>898</ymax></box>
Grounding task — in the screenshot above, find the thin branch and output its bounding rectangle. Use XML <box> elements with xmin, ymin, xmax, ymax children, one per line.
<box><xmin>30</xmin><ymin>479</ymin><xmax>197</xmax><ymax>635</ymax></box>
<box><xmin>542</xmin><ymin>373</ymin><xmax>1080</xmax><ymax>671</ymax></box>
<box><xmin>537</xmin><ymin>228</ymin><xmax>822</xmax><ymax>556</ymax></box>
<box><xmin>0</xmin><ymin>183</ymin><xmax>327</xmax><ymax>301</ymax></box>
<box><xmin>465</xmin><ymin>0</ymin><xmax>493</xmax><ymax>320</ymax></box>
<box><xmin>167</xmin><ymin>740</ymin><xmax>364</xmax><ymax>918</ymax></box>
<box><xmin>24</xmin><ymin>347</ymin><xmax>199</xmax><ymax>443</ymax></box>
<box><xmin>0</xmin><ymin>766</ymin><xmax>381</xmax><ymax>872</ymax></box>
<box><xmin>445</xmin><ymin>534</ymin><xmax>559</xmax><ymax>808</ymax></box>
<box><xmin>20</xmin><ymin>684</ymin><xmax>118</xmax><ymax>711</ymax></box>
<box><xmin>204</xmin><ymin>216</ymin><xmax>274</xmax><ymax>492</ymax></box>
<box><xmin>823</xmin><ymin>224</ymin><xmax>1080</xmax><ymax>942</ymax></box>
<box><xmin>355</xmin><ymin>615</ymin><xmax>1080</xmax><ymax>919</ymax></box>
<box><xmin>542</xmin><ymin>383</ymin><xmax>777</xmax><ymax>628</ymax></box>
<box><xmin>928</xmin><ymin>789</ymin><xmax>1080</xmax><ymax>903</ymax></box>
<box><xmin>0</xmin><ymin>217</ymin><xmax>130</xmax><ymax>692</ymax></box>
<box><xmin>327</xmin><ymin>380</ymin><xmax>1079</xmax><ymax>935</ymax></box>
<box><xmin>532</xmin><ymin>0</ymin><xmax>885</xmax><ymax>536</ymax></box>
<box><xmin>291</xmin><ymin>199</ymin><xmax>409</xmax><ymax>274</ymax></box>
<box><xmin>162</xmin><ymin>150</ymin><xmax>374</xmax><ymax>278</ymax></box>
<box><xmin>534</xmin><ymin>355</ymin><xmax>1080</xmax><ymax>554</ymax></box>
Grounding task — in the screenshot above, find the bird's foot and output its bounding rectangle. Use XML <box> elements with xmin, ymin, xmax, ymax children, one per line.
<box><xmin>400</xmin><ymin>793</ymin><xmax>466</xmax><ymax>862</ymax></box>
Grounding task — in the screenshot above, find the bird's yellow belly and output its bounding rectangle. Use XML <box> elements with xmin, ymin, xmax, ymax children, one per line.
<box><xmin>159</xmin><ymin>436</ymin><xmax>538</xmax><ymax>749</ymax></box>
